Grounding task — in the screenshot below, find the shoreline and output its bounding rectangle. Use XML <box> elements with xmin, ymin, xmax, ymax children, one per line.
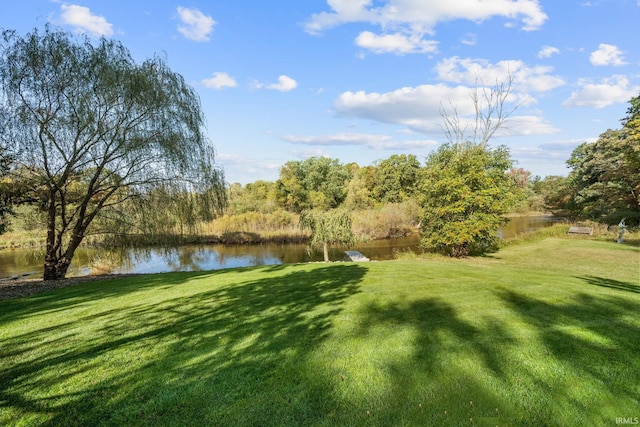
<box><xmin>0</xmin><ymin>274</ymin><xmax>143</xmax><ymax>301</ymax></box>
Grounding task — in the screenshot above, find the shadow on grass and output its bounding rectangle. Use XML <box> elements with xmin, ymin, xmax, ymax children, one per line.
<box><xmin>348</xmin><ymin>298</ymin><xmax>526</xmax><ymax>425</ymax></box>
<box><xmin>577</xmin><ymin>275</ymin><xmax>640</xmax><ymax>294</ymax></box>
<box><xmin>496</xmin><ymin>287</ymin><xmax>640</xmax><ymax>418</ymax></box>
<box><xmin>0</xmin><ymin>271</ymin><xmax>221</xmax><ymax>326</ymax></box>
<box><xmin>0</xmin><ymin>264</ymin><xmax>366</xmax><ymax>426</ymax></box>
<box><xmin>3</xmin><ymin>264</ymin><xmax>639</xmax><ymax>426</ymax></box>
<box><xmin>347</xmin><ymin>287</ymin><xmax>640</xmax><ymax>425</ymax></box>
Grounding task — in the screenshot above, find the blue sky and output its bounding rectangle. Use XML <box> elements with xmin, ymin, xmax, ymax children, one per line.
<box><xmin>2</xmin><ymin>1</ymin><xmax>639</xmax><ymax>184</ymax></box>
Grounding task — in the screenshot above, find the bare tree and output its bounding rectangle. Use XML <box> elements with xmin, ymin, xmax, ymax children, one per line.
<box><xmin>440</xmin><ymin>74</ymin><xmax>523</xmax><ymax>147</ymax></box>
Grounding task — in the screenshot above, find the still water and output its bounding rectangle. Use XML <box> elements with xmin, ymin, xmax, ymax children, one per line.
<box><xmin>0</xmin><ymin>216</ymin><xmax>557</xmax><ymax>279</ymax></box>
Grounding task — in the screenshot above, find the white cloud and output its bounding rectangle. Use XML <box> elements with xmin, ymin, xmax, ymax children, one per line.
<box><xmin>59</xmin><ymin>4</ymin><xmax>113</xmax><ymax>36</ymax></box>
<box><xmin>562</xmin><ymin>75</ymin><xmax>640</xmax><ymax>108</ymax></box>
<box><xmin>217</xmin><ymin>153</ymin><xmax>282</xmax><ymax>184</ymax></box>
<box><xmin>305</xmin><ymin>0</ymin><xmax>548</xmax><ymax>38</ymax></box>
<box><xmin>335</xmin><ymin>84</ymin><xmax>466</xmax><ymax>131</ymax></box>
<box><xmin>334</xmin><ymin>82</ymin><xmax>557</xmax><ymax>137</ymax></box>
<box><xmin>460</xmin><ymin>33</ymin><xmax>477</xmax><ymax>46</ymax></box>
<box><xmin>511</xmin><ymin>139</ymin><xmax>592</xmax><ymax>164</ymax></box>
<box><xmin>355</xmin><ymin>31</ymin><xmax>438</xmax><ymax>54</ymax></box>
<box><xmin>290</xmin><ymin>149</ymin><xmax>329</xmax><ymax>160</ymax></box>
<box><xmin>283</xmin><ymin>133</ymin><xmax>437</xmax><ymax>150</ymax></box>
<box><xmin>435</xmin><ymin>57</ymin><xmax>565</xmax><ymax>93</ymax></box>
<box><xmin>538</xmin><ymin>45</ymin><xmax>560</xmax><ymax>59</ymax></box>
<box><xmin>177</xmin><ymin>6</ymin><xmax>216</xmax><ymax>42</ymax></box>
<box><xmin>202</xmin><ymin>72</ymin><xmax>237</xmax><ymax>89</ymax></box>
<box><xmin>590</xmin><ymin>43</ymin><xmax>627</xmax><ymax>66</ymax></box>
<box><xmin>503</xmin><ymin>115</ymin><xmax>560</xmax><ymax>135</ymax></box>
<box><xmin>267</xmin><ymin>75</ymin><xmax>298</xmax><ymax>92</ymax></box>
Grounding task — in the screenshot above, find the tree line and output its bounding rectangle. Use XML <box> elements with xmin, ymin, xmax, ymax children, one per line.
<box><xmin>227</xmin><ymin>90</ymin><xmax>639</xmax><ymax>256</ymax></box>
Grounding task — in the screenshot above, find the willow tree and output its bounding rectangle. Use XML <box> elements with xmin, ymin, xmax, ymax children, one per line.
<box><xmin>0</xmin><ymin>27</ymin><xmax>225</xmax><ymax>280</ymax></box>
<box><xmin>0</xmin><ymin>144</ymin><xmax>12</xmax><ymax>233</ymax></box>
<box><xmin>300</xmin><ymin>209</ymin><xmax>355</xmax><ymax>262</ymax></box>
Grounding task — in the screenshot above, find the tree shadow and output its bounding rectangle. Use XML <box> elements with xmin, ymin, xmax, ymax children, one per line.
<box><xmin>3</xmin><ymin>264</ymin><xmax>639</xmax><ymax>425</ymax></box>
<box><xmin>341</xmin><ymin>298</ymin><xmax>527</xmax><ymax>425</ymax></box>
<box><xmin>577</xmin><ymin>275</ymin><xmax>640</xmax><ymax>294</ymax></box>
<box><xmin>495</xmin><ymin>288</ymin><xmax>640</xmax><ymax>422</ymax></box>
<box><xmin>0</xmin><ymin>264</ymin><xmax>366</xmax><ymax>426</ymax></box>
<box><xmin>0</xmin><ymin>271</ymin><xmax>214</xmax><ymax>323</ymax></box>
<box><xmin>336</xmin><ymin>286</ymin><xmax>640</xmax><ymax>425</ymax></box>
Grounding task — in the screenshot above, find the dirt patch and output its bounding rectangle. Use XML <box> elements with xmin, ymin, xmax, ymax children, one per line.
<box><xmin>0</xmin><ymin>274</ymin><xmax>140</xmax><ymax>301</ymax></box>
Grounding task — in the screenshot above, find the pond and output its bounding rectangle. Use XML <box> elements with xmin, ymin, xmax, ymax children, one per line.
<box><xmin>0</xmin><ymin>216</ymin><xmax>558</xmax><ymax>279</ymax></box>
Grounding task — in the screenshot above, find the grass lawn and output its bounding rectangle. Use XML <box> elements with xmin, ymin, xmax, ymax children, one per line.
<box><xmin>1</xmin><ymin>237</ymin><xmax>638</xmax><ymax>426</ymax></box>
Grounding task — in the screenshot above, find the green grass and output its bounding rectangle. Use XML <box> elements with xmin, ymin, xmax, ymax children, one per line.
<box><xmin>1</xmin><ymin>238</ymin><xmax>639</xmax><ymax>426</ymax></box>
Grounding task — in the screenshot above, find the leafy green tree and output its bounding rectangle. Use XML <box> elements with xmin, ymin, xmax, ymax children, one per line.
<box><xmin>532</xmin><ymin>175</ymin><xmax>573</xmax><ymax>215</ymax></box>
<box><xmin>0</xmin><ymin>27</ymin><xmax>225</xmax><ymax>279</ymax></box>
<box><xmin>420</xmin><ymin>143</ymin><xmax>524</xmax><ymax>257</ymax></box>
<box><xmin>343</xmin><ymin>165</ymin><xmax>374</xmax><ymax>210</ymax></box>
<box><xmin>567</xmin><ymin>131</ymin><xmax>639</xmax><ymax>224</ymax></box>
<box><xmin>228</xmin><ymin>180</ymin><xmax>278</xmax><ymax>214</ymax></box>
<box><xmin>299</xmin><ymin>209</ymin><xmax>355</xmax><ymax>262</ymax></box>
<box><xmin>276</xmin><ymin>157</ymin><xmax>350</xmax><ymax>212</ymax></box>
<box><xmin>564</xmin><ymin>96</ymin><xmax>640</xmax><ymax>224</ymax></box>
<box><xmin>0</xmin><ymin>144</ymin><xmax>13</xmax><ymax>233</ymax></box>
<box><xmin>373</xmin><ymin>154</ymin><xmax>421</xmax><ymax>204</ymax></box>
<box><xmin>421</xmin><ymin>76</ymin><xmax>526</xmax><ymax>257</ymax></box>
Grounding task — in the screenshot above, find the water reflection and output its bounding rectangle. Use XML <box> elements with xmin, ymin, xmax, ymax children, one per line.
<box><xmin>0</xmin><ymin>216</ymin><xmax>554</xmax><ymax>279</ymax></box>
<box><xmin>499</xmin><ymin>215</ymin><xmax>559</xmax><ymax>238</ymax></box>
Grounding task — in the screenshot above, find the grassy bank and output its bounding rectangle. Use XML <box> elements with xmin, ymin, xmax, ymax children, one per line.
<box><xmin>1</xmin><ymin>238</ymin><xmax>638</xmax><ymax>426</ymax></box>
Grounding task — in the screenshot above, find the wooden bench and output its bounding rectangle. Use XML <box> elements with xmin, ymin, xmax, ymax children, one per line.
<box><xmin>567</xmin><ymin>226</ymin><xmax>593</xmax><ymax>236</ymax></box>
<box><xmin>344</xmin><ymin>251</ymin><xmax>370</xmax><ymax>262</ymax></box>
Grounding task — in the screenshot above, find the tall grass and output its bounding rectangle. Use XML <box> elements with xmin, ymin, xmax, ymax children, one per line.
<box><xmin>201</xmin><ymin>210</ymin><xmax>306</xmax><ymax>243</ymax></box>
<box><xmin>2</xmin><ymin>203</ymin><xmax>424</xmax><ymax>248</ymax></box>
<box><xmin>351</xmin><ymin>201</ymin><xmax>421</xmax><ymax>239</ymax></box>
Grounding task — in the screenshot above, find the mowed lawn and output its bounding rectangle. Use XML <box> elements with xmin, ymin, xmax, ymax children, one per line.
<box><xmin>1</xmin><ymin>238</ymin><xmax>638</xmax><ymax>426</ymax></box>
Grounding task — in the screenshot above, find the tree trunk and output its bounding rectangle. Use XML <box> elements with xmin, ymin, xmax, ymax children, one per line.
<box><xmin>323</xmin><ymin>241</ymin><xmax>329</xmax><ymax>262</ymax></box>
<box><xmin>43</xmin><ymin>255</ymin><xmax>72</xmax><ymax>280</ymax></box>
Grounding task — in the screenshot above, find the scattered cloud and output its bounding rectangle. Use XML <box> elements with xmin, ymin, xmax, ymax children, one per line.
<box><xmin>333</xmin><ymin>82</ymin><xmax>556</xmax><ymax>138</ymax></box>
<box><xmin>217</xmin><ymin>153</ymin><xmax>281</xmax><ymax>183</ymax></box>
<box><xmin>538</xmin><ymin>45</ymin><xmax>560</xmax><ymax>59</ymax></box>
<box><xmin>434</xmin><ymin>56</ymin><xmax>565</xmax><ymax>93</ymax></box>
<box><xmin>355</xmin><ymin>31</ymin><xmax>438</xmax><ymax>54</ymax></box>
<box><xmin>334</xmin><ymin>84</ymin><xmax>463</xmax><ymax>132</ymax></box>
<box><xmin>267</xmin><ymin>75</ymin><xmax>298</xmax><ymax>92</ymax></box>
<box><xmin>460</xmin><ymin>33</ymin><xmax>477</xmax><ymax>46</ymax></box>
<box><xmin>177</xmin><ymin>6</ymin><xmax>215</xmax><ymax>42</ymax></box>
<box><xmin>503</xmin><ymin>115</ymin><xmax>560</xmax><ymax>135</ymax></box>
<box><xmin>282</xmin><ymin>133</ymin><xmax>437</xmax><ymax>150</ymax></box>
<box><xmin>59</xmin><ymin>4</ymin><xmax>113</xmax><ymax>36</ymax></box>
<box><xmin>590</xmin><ymin>43</ymin><xmax>627</xmax><ymax>66</ymax></box>
<box><xmin>305</xmin><ymin>0</ymin><xmax>548</xmax><ymax>39</ymax></box>
<box><xmin>202</xmin><ymin>72</ymin><xmax>237</xmax><ymax>89</ymax></box>
<box><xmin>562</xmin><ymin>75</ymin><xmax>639</xmax><ymax>108</ymax></box>
<box><xmin>290</xmin><ymin>149</ymin><xmax>329</xmax><ymax>160</ymax></box>
<box><xmin>511</xmin><ymin>139</ymin><xmax>593</xmax><ymax>164</ymax></box>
